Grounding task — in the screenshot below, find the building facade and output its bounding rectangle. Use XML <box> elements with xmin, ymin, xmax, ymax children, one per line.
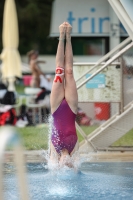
<box><xmin>50</xmin><ymin>0</ymin><xmax>128</xmax><ymax>56</ymax></box>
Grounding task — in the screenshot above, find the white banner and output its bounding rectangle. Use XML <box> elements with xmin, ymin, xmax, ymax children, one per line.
<box><xmin>74</xmin><ymin>64</ymin><xmax>121</xmax><ymax>102</ymax></box>
<box><xmin>50</xmin><ymin>0</ymin><xmax>127</xmax><ymax>37</ymax></box>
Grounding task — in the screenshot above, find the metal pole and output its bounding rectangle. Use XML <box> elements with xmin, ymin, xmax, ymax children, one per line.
<box><xmin>77</xmin><ymin>42</ymin><xmax>133</xmax><ymax>90</ymax></box>
<box><xmin>0</xmin><ymin>127</ymin><xmax>29</xmax><ymax>200</ymax></box>
<box><xmin>74</xmin><ymin>37</ymin><xmax>131</xmax><ymax>82</ymax></box>
<box><xmin>14</xmin><ymin>145</ymin><xmax>29</xmax><ymax>200</ymax></box>
<box><xmin>76</xmin><ymin>122</ymin><xmax>96</xmax><ymax>152</ymax></box>
<box><xmin>120</xmin><ymin>57</ymin><xmax>124</xmax><ymax>113</ymax></box>
<box><xmin>108</xmin><ymin>0</ymin><xmax>133</xmax><ymax>41</ymax></box>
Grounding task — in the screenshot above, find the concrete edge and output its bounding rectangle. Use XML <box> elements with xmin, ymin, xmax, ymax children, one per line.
<box><xmin>3</xmin><ymin>150</ymin><xmax>133</xmax><ymax>163</ymax></box>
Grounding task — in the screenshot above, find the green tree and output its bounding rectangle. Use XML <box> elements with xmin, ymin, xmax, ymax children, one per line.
<box><xmin>0</xmin><ymin>0</ymin><xmax>57</xmax><ymax>55</ymax></box>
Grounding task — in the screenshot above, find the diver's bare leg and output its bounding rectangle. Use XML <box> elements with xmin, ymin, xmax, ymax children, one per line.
<box><xmin>49</xmin><ymin>142</ymin><xmax>59</xmax><ymax>164</ymax></box>
<box><xmin>50</xmin><ymin>22</ymin><xmax>66</xmax><ymax>114</ymax></box>
<box><xmin>64</xmin><ymin>22</ymin><xmax>78</xmax><ymax>114</ymax></box>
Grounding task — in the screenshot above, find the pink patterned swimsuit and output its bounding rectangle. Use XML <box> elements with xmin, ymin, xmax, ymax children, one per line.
<box><xmin>51</xmin><ymin>99</ymin><xmax>77</xmax><ymax>154</ymax></box>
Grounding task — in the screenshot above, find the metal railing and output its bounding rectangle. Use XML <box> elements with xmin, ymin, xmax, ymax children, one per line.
<box><xmin>74</xmin><ymin>37</ymin><xmax>131</xmax><ymax>83</ymax></box>
<box><xmin>108</xmin><ymin>0</ymin><xmax>133</xmax><ymax>41</ymax></box>
<box><xmin>74</xmin><ymin>41</ymin><xmax>133</xmax><ymax>90</ymax></box>
<box><xmin>73</xmin><ymin>38</ymin><xmax>133</xmax><ymax>151</ymax></box>
<box><xmin>0</xmin><ymin>127</ymin><xmax>29</xmax><ymax>200</ymax></box>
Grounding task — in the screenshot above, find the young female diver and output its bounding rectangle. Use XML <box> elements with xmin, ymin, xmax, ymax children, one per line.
<box><xmin>50</xmin><ymin>22</ymin><xmax>79</xmax><ymax>168</ymax></box>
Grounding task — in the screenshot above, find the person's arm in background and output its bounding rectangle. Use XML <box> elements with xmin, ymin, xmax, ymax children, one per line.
<box><xmin>37</xmin><ymin>60</ymin><xmax>46</xmax><ymax>64</ymax></box>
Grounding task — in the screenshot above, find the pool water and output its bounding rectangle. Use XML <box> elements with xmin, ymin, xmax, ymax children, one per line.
<box><xmin>4</xmin><ymin>162</ymin><xmax>133</xmax><ymax>200</ymax></box>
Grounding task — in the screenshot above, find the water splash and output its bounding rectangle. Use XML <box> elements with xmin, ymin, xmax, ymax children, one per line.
<box><xmin>40</xmin><ymin>114</ymin><xmax>92</xmax><ymax>171</ymax></box>
<box><xmin>40</xmin><ymin>148</ymin><xmax>82</xmax><ymax>171</ymax></box>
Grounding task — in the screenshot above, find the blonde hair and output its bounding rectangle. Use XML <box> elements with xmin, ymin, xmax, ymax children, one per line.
<box><xmin>27</xmin><ymin>50</ymin><xmax>39</xmax><ymax>62</ymax></box>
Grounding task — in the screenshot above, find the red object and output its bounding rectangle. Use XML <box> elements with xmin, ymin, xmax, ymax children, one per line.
<box><xmin>54</xmin><ymin>76</ymin><xmax>62</xmax><ymax>83</ymax></box>
<box><xmin>76</xmin><ymin>110</ymin><xmax>91</xmax><ymax>126</ymax></box>
<box><xmin>95</xmin><ymin>102</ymin><xmax>110</xmax><ymax>120</ymax></box>
<box><xmin>56</xmin><ymin>67</ymin><xmax>64</xmax><ymax>74</ymax></box>
<box><xmin>23</xmin><ymin>75</ymin><xmax>32</xmax><ymax>86</ymax></box>
<box><xmin>0</xmin><ymin>108</ymin><xmax>17</xmax><ymax>126</ymax></box>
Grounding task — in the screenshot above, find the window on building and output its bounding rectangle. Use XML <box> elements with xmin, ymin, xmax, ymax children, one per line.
<box><xmin>72</xmin><ymin>38</ymin><xmax>107</xmax><ymax>55</ymax></box>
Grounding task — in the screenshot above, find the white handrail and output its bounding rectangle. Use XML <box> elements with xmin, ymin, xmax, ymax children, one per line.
<box><xmin>108</xmin><ymin>0</ymin><xmax>133</xmax><ymax>41</ymax></box>
<box><xmin>74</xmin><ymin>37</ymin><xmax>131</xmax><ymax>82</ymax></box>
<box><xmin>75</xmin><ymin>122</ymin><xmax>96</xmax><ymax>151</ymax></box>
<box><xmin>77</xmin><ymin>42</ymin><xmax>133</xmax><ymax>89</ymax></box>
<box><xmin>73</xmin><ymin>62</ymin><xmax>120</xmax><ymax>66</ymax></box>
<box><xmin>0</xmin><ymin>127</ymin><xmax>29</xmax><ymax>200</ymax></box>
<box><xmin>89</xmin><ymin>101</ymin><xmax>133</xmax><ymax>141</ymax></box>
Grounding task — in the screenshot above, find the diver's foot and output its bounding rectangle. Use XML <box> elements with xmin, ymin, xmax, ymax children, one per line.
<box><xmin>59</xmin><ymin>22</ymin><xmax>66</xmax><ymax>41</ymax></box>
<box><xmin>66</xmin><ymin>22</ymin><xmax>72</xmax><ymax>41</ymax></box>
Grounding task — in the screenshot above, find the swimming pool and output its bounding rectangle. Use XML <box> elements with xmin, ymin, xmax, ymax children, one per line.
<box><xmin>4</xmin><ymin>162</ymin><xmax>133</xmax><ymax>200</ymax></box>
